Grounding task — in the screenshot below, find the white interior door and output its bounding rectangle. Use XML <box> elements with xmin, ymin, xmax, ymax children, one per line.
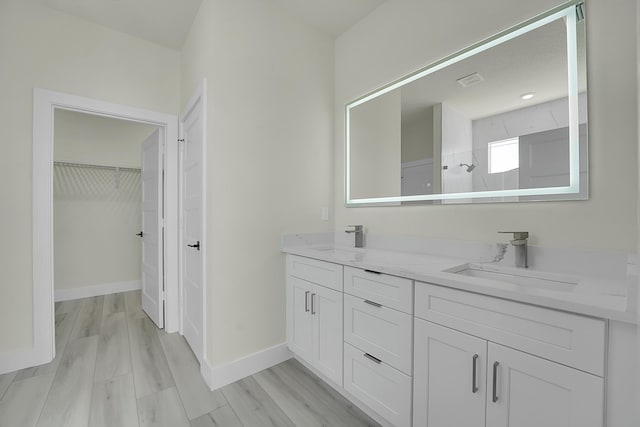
<box><xmin>180</xmin><ymin>84</ymin><xmax>206</xmax><ymax>363</ymax></box>
<box><xmin>141</xmin><ymin>128</ymin><xmax>164</xmax><ymax>328</ymax></box>
<box><xmin>401</xmin><ymin>159</ymin><xmax>433</xmax><ymax>196</ymax></box>
<box><xmin>519</xmin><ymin>124</ymin><xmax>588</xmax><ymax>200</ymax></box>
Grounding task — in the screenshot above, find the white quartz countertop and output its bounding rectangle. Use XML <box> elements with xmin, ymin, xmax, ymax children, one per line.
<box><xmin>282</xmin><ymin>244</ymin><xmax>637</xmax><ymax>324</ymax></box>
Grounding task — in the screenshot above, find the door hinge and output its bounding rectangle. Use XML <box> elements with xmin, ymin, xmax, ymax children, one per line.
<box><xmin>576</xmin><ymin>2</ymin><xmax>585</xmax><ymax>22</ymax></box>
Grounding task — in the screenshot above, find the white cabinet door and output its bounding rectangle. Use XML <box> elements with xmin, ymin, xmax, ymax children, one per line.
<box><xmin>287</xmin><ymin>277</ymin><xmax>313</xmax><ymax>363</ymax></box>
<box><xmin>486</xmin><ymin>343</ymin><xmax>604</xmax><ymax>427</ymax></box>
<box><xmin>312</xmin><ymin>284</ymin><xmax>343</xmax><ymax>385</ymax></box>
<box><xmin>413</xmin><ymin>319</ymin><xmax>487</xmax><ymax>427</ymax></box>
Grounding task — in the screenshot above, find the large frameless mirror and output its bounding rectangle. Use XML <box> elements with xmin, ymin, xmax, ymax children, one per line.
<box><xmin>345</xmin><ymin>1</ymin><xmax>587</xmax><ymax>206</ymax></box>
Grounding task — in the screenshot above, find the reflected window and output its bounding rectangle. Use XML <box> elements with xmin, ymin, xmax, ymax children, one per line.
<box><xmin>488</xmin><ymin>137</ymin><xmax>519</xmax><ymax>174</ymax></box>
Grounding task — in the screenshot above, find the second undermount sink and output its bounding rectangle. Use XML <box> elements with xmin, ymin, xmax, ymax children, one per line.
<box><xmin>446</xmin><ymin>263</ymin><xmax>578</xmax><ymax>292</ymax></box>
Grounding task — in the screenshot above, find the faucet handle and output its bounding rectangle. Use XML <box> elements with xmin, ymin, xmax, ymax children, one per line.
<box><xmin>498</xmin><ymin>231</ymin><xmax>529</xmax><ymax>240</ymax></box>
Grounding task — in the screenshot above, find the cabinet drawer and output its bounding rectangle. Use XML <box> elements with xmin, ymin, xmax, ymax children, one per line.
<box><xmin>415</xmin><ymin>282</ymin><xmax>606</xmax><ymax>376</ymax></box>
<box><xmin>344</xmin><ymin>294</ymin><xmax>412</xmax><ymax>374</ymax></box>
<box><xmin>287</xmin><ymin>255</ymin><xmax>343</xmax><ymax>291</ymax></box>
<box><xmin>344</xmin><ymin>266</ymin><xmax>413</xmax><ymax>313</ymax></box>
<box><xmin>344</xmin><ymin>343</ymin><xmax>412</xmax><ymax>427</ymax></box>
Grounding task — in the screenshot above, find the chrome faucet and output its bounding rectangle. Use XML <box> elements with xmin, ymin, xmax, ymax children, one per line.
<box><xmin>345</xmin><ymin>225</ymin><xmax>364</xmax><ymax>248</ymax></box>
<box><xmin>499</xmin><ymin>231</ymin><xmax>529</xmax><ymax>268</ymax></box>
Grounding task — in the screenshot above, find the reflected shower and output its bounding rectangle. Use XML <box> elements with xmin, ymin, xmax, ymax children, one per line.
<box><xmin>459</xmin><ymin>163</ymin><xmax>476</xmax><ymax>173</ymax></box>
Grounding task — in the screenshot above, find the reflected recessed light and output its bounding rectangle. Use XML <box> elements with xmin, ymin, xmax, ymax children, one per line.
<box><xmin>521</xmin><ymin>92</ymin><xmax>535</xmax><ymax>100</ymax></box>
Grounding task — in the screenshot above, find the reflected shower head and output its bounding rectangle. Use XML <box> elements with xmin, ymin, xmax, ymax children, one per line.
<box><xmin>460</xmin><ymin>163</ymin><xmax>476</xmax><ymax>173</ymax></box>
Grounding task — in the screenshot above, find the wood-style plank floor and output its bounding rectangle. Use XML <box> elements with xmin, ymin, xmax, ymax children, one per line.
<box><xmin>0</xmin><ymin>291</ymin><xmax>380</xmax><ymax>427</ymax></box>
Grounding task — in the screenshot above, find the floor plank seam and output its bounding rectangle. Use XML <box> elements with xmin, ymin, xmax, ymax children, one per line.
<box><xmin>2</xmin><ymin>292</ymin><xmax>381</xmax><ymax>427</ymax></box>
<box><xmin>124</xmin><ymin>293</ymin><xmax>144</xmax><ymax>427</ymax></box>
<box><xmin>222</xmin><ymin>400</ymin><xmax>246</xmax><ymax>427</ymax></box>
<box><xmin>31</xmin><ymin>297</ymin><xmax>85</xmax><ymax>427</ymax></box>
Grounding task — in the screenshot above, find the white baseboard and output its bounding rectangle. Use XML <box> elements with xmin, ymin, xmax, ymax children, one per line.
<box><xmin>201</xmin><ymin>343</ymin><xmax>293</xmax><ymax>391</ymax></box>
<box><xmin>0</xmin><ymin>347</ymin><xmax>50</xmax><ymax>375</ymax></box>
<box><xmin>55</xmin><ymin>280</ymin><xmax>141</xmax><ymax>302</ymax></box>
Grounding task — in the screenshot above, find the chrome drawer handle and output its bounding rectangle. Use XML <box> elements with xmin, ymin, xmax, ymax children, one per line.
<box><xmin>364</xmin><ymin>269</ymin><xmax>382</xmax><ymax>275</ymax></box>
<box><xmin>311</xmin><ymin>293</ymin><xmax>316</xmax><ymax>315</ymax></box>
<box><xmin>364</xmin><ymin>353</ymin><xmax>382</xmax><ymax>364</ymax></box>
<box><xmin>304</xmin><ymin>291</ymin><xmax>310</xmax><ymax>312</ymax></box>
<box><xmin>363</xmin><ymin>300</ymin><xmax>382</xmax><ymax>308</ymax></box>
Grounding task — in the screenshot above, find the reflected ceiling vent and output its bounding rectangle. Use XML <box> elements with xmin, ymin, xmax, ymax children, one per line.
<box><xmin>456</xmin><ymin>72</ymin><xmax>484</xmax><ymax>88</ymax></box>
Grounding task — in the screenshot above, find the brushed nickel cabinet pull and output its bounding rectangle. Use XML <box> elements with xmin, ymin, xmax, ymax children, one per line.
<box><xmin>364</xmin><ymin>299</ymin><xmax>382</xmax><ymax>308</ymax></box>
<box><xmin>304</xmin><ymin>291</ymin><xmax>309</xmax><ymax>312</ymax></box>
<box><xmin>472</xmin><ymin>354</ymin><xmax>479</xmax><ymax>393</ymax></box>
<box><xmin>311</xmin><ymin>293</ymin><xmax>316</xmax><ymax>315</ymax></box>
<box><xmin>492</xmin><ymin>361</ymin><xmax>500</xmax><ymax>402</ymax></box>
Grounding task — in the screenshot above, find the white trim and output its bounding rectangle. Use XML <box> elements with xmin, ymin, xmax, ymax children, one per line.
<box><xmin>54</xmin><ymin>280</ymin><xmax>141</xmax><ymax>302</ymax></box>
<box><xmin>202</xmin><ymin>343</ymin><xmax>293</xmax><ymax>391</ymax></box>
<box><xmin>31</xmin><ymin>88</ymin><xmax>179</xmax><ymax>371</ymax></box>
<box><xmin>179</xmin><ymin>79</ymin><xmax>208</xmax><ymax>367</ymax></box>
<box><xmin>0</xmin><ymin>349</ymin><xmax>46</xmax><ymax>376</ymax></box>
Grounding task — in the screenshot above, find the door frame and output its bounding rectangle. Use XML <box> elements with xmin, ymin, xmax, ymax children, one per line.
<box><xmin>178</xmin><ymin>79</ymin><xmax>207</xmax><ymax>365</ymax></box>
<box><xmin>33</xmin><ymin>88</ymin><xmax>180</xmax><ymax>364</ymax></box>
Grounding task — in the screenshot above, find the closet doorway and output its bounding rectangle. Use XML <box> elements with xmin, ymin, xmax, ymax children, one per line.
<box><xmin>32</xmin><ymin>89</ymin><xmax>181</xmax><ymax>369</ymax></box>
<box><xmin>53</xmin><ymin>110</ymin><xmax>159</xmax><ymax>315</ymax></box>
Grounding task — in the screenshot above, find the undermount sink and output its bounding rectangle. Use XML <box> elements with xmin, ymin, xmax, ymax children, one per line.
<box><xmin>446</xmin><ymin>263</ymin><xmax>578</xmax><ymax>292</ymax></box>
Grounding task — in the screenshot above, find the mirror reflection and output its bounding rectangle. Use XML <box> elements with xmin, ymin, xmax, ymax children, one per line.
<box><xmin>347</xmin><ymin>3</ymin><xmax>588</xmax><ymax>205</ymax></box>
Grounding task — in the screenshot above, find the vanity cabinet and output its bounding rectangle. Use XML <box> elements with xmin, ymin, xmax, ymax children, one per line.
<box><xmin>286</xmin><ymin>255</ymin><xmax>343</xmax><ymax>386</ymax></box>
<box><xmin>285</xmin><ymin>252</ymin><xmax>618</xmax><ymax>427</ymax></box>
<box><xmin>413</xmin><ymin>282</ymin><xmax>605</xmax><ymax>427</ymax></box>
<box><xmin>343</xmin><ymin>266</ymin><xmax>414</xmax><ymax>427</ymax></box>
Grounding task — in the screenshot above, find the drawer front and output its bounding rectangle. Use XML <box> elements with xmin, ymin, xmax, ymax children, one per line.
<box><xmin>344</xmin><ymin>343</ymin><xmax>412</xmax><ymax>427</ymax></box>
<box><xmin>287</xmin><ymin>255</ymin><xmax>343</xmax><ymax>291</ymax></box>
<box><xmin>344</xmin><ymin>266</ymin><xmax>413</xmax><ymax>313</ymax></box>
<box><xmin>344</xmin><ymin>294</ymin><xmax>412</xmax><ymax>374</ymax></box>
<box><xmin>414</xmin><ymin>282</ymin><xmax>606</xmax><ymax>376</ymax></box>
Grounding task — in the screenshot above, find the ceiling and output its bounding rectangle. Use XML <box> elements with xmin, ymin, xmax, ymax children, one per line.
<box><xmin>271</xmin><ymin>0</ymin><xmax>386</xmax><ymax>37</ymax></box>
<box><xmin>34</xmin><ymin>0</ymin><xmax>385</xmax><ymax>50</ymax></box>
<box><xmin>34</xmin><ymin>0</ymin><xmax>204</xmax><ymax>50</ymax></box>
<box><xmin>398</xmin><ymin>17</ymin><xmax>587</xmax><ymax>124</ymax></box>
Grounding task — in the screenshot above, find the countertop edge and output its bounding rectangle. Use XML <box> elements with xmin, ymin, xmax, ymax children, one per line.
<box><xmin>282</xmin><ymin>246</ymin><xmax>638</xmax><ymax>325</ymax></box>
